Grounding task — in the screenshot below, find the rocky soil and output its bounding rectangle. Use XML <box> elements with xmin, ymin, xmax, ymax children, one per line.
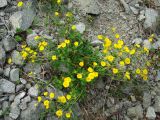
<box><xmin>0</xmin><ymin>0</ymin><xmax>160</xmax><ymax>120</ymax></box>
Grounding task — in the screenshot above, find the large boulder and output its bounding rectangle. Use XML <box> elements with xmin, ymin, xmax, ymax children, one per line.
<box><xmin>0</xmin><ymin>79</ymin><xmax>15</xmax><ymax>93</ymax></box>
<box><xmin>144</xmin><ymin>8</ymin><xmax>159</xmax><ymax>31</ymax></box>
<box><xmin>2</xmin><ymin>36</ymin><xmax>16</xmax><ymax>52</ymax></box>
<box><xmin>76</xmin><ymin>0</ymin><xmax>100</xmax><ymax>15</ymax></box>
<box><xmin>9</xmin><ymin>4</ymin><xmax>36</xmax><ymax>31</ymax></box>
<box><xmin>0</xmin><ymin>0</ymin><xmax>7</xmax><ymax>8</ymax></box>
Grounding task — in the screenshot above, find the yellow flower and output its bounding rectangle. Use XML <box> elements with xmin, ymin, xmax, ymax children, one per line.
<box><xmin>125</xmin><ymin>58</ymin><xmax>131</xmax><ymax>64</ymax></box>
<box><xmin>86</xmin><ymin>77</ymin><xmax>92</xmax><ymax>82</ymax></box>
<box><xmin>130</xmin><ymin>49</ymin><xmax>136</xmax><ymax>55</ymax></box>
<box><xmin>55</xmin><ymin>12</ymin><xmax>59</xmax><ymax>16</ymax></box>
<box><xmin>17</xmin><ymin>1</ymin><xmax>23</xmax><ymax>7</ymax></box>
<box><xmin>106</xmin><ymin>55</ymin><xmax>114</xmax><ymax>62</ymax></box>
<box><xmin>25</xmin><ymin>47</ymin><xmax>31</xmax><ymax>51</ymax></box>
<box><xmin>97</xmin><ymin>35</ymin><xmax>103</xmax><ymax>40</ymax></box>
<box><xmin>119</xmin><ymin>61</ymin><xmax>125</xmax><ymax>66</ymax></box>
<box><xmin>66</xmin><ymin>95</ymin><xmax>71</xmax><ymax>100</ymax></box>
<box><xmin>71</xmin><ymin>25</ymin><xmax>76</xmax><ymax>30</ymax></box>
<box><xmin>142</xmin><ymin>69</ymin><xmax>148</xmax><ymax>75</ymax></box>
<box><xmin>135</xmin><ymin>44</ymin><xmax>140</xmax><ymax>48</ymax></box>
<box><xmin>21</xmin><ymin>44</ymin><xmax>26</xmax><ymax>48</ymax></box>
<box><xmin>148</xmin><ymin>38</ymin><xmax>153</xmax><ymax>42</ymax></box>
<box><xmin>8</xmin><ymin>58</ymin><xmax>12</xmax><ymax>64</ymax></box>
<box><xmin>43</xmin><ymin>100</ymin><xmax>49</xmax><ymax>106</ymax></box>
<box><xmin>57</xmin><ymin>0</ymin><xmax>61</xmax><ymax>4</ymax></box>
<box><xmin>34</xmin><ymin>36</ymin><xmax>40</xmax><ymax>40</ymax></box>
<box><xmin>116</xmin><ymin>44</ymin><xmax>122</xmax><ymax>49</ymax></box>
<box><xmin>112</xmin><ymin>68</ymin><xmax>118</xmax><ymax>74</ymax></box>
<box><xmin>93</xmin><ymin>72</ymin><xmax>99</xmax><ymax>77</ymax></box>
<box><xmin>93</xmin><ymin>62</ymin><xmax>98</xmax><ymax>67</ymax></box>
<box><xmin>66</xmin><ymin>12</ymin><xmax>73</xmax><ymax>17</ymax></box>
<box><xmin>64</xmin><ymin>77</ymin><xmax>71</xmax><ymax>82</ymax></box>
<box><xmin>38</xmin><ymin>96</ymin><xmax>42</xmax><ymax>102</ymax></box>
<box><xmin>136</xmin><ymin>68</ymin><xmax>141</xmax><ymax>74</ymax></box>
<box><xmin>58</xmin><ymin>96</ymin><xmax>66</xmax><ymax>103</ymax></box>
<box><xmin>64</xmin><ymin>39</ymin><xmax>70</xmax><ymax>44</ymax></box>
<box><xmin>118</xmin><ymin>40</ymin><xmax>124</xmax><ymax>46</ymax></box>
<box><xmin>74</xmin><ymin>41</ymin><xmax>79</xmax><ymax>47</ymax></box>
<box><xmin>79</xmin><ymin>61</ymin><xmax>84</xmax><ymax>67</ymax></box>
<box><xmin>143</xmin><ymin>75</ymin><xmax>148</xmax><ymax>81</ymax></box>
<box><xmin>124</xmin><ymin>46</ymin><xmax>130</xmax><ymax>52</ymax></box>
<box><xmin>112</xmin><ymin>27</ymin><xmax>116</xmax><ymax>32</ymax></box>
<box><xmin>63</xmin><ymin>81</ymin><xmax>70</xmax><ymax>88</ymax></box>
<box><xmin>49</xmin><ymin>92</ymin><xmax>55</xmax><ymax>99</ymax></box>
<box><xmin>42</xmin><ymin>41</ymin><xmax>48</xmax><ymax>46</ymax></box>
<box><xmin>87</xmin><ymin>67</ymin><xmax>94</xmax><ymax>73</ymax></box>
<box><xmin>39</xmin><ymin>46</ymin><xmax>44</xmax><ymax>51</ymax></box>
<box><xmin>52</xmin><ymin>55</ymin><xmax>57</xmax><ymax>61</ymax></box>
<box><xmin>104</xmin><ymin>38</ymin><xmax>112</xmax><ymax>47</ymax></box>
<box><xmin>144</xmin><ymin>47</ymin><xmax>149</xmax><ymax>53</ymax></box>
<box><xmin>61</xmin><ymin>42</ymin><xmax>67</xmax><ymax>48</ymax></box>
<box><xmin>125</xmin><ymin>72</ymin><xmax>130</xmax><ymax>80</ymax></box>
<box><xmin>44</xmin><ymin>92</ymin><xmax>48</xmax><ymax>96</ymax></box>
<box><xmin>77</xmin><ymin>73</ymin><xmax>82</xmax><ymax>79</ymax></box>
<box><xmin>56</xmin><ymin>109</ymin><xmax>63</xmax><ymax>117</ymax></box>
<box><xmin>101</xmin><ymin>61</ymin><xmax>106</xmax><ymax>67</ymax></box>
<box><xmin>66</xmin><ymin>112</ymin><xmax>71</xmax><ymax>118</ymax></box>
<box><xmin>115</xmin><ymin>33</ymin><xmax>120</xmax><ymax>39</ymax></box>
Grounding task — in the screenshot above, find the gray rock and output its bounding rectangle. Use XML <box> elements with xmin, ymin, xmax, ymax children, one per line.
<box><xmin>9</xmin><ymin>102</ymin><xmax>20</xmax><ymax>119</ymax></box>
<box><xmin>154</xmin><ymin>96</ymin><xmax>160</xmax><ymax>112</ymax></box>
<box><xmin>26</xmin><ymin>32</ymin><xmax>39</xmax><ymax>47</ymax></box>
<box><xmin>75</xmin><ymin>22</ymin><xmax>85</xmax><ymax>34</ymax></box>
<box><xmin>9</xmin><ymin>7</ymin><xmax>36</xmax><ymax>31</ymax></box>
<box><xmin>156</xmin><ymin>70</ymin><xmax>160</xmax><ymax>81</ymax></box>
<box><xmin>0</xmin><ymin>79</ymin><xmax>15</xmax><ymax>93</ymax></box>
<box><xmin>0</xmin><ymin>67</ymin><xmax>3</xmax><ymax>75</ymax></box>
<box><xmin>143</xmin><ymin>92</ymin><xmax>151</xmax><ymax>108</ymax></box>
<box><xmin>28</xmin><ymin>86</ymin><xmax>38</xmax><ymax>97</ymax></box>
<box><xmin>144</xmin><ymin>8</ymin><xmax>159</xmax><ymax>31</ymax></box>
<box><xmin>0</xmin><ymin>0</ymin><xmax>7</xmax><ymax>8</ymax></box>
<box><xmin>77</xmin><ymin>0</ymin><xmax>100</xmax><ymax>15</ymax></box>
<box><xmin>16</xmin><ymin>84</ymin><xmax>24</xmax><ymax>92</ymax></box>
<box><xmin>2</xmin><ymin>36</ymin><xmax>16</xmax><ymax>51</ymax></box>
<box><xmin>91</xmin><ymin>39</ymin><xmax>103</xmax><ymax>46</ymax></box>
<box><xmin>2</xmin><ymin>101</ymin><xmax>9</xmax><ymax>111</ymax></box>
<box><xmin>127</xmin><ymin>105</ymin><xmax>143</xmax><ymax>119</ymax></box>
<box><xmin>0</xmin><ymin>26</ymin><xmax>7</xmax><ymax>40</ymax></box>
<box><xmin>9</xmin><ymin>95</ymin><xmax>15</xmax><ymax>102</ymax></box>
<box><xmin>119</xmin><ymin>0</ymin><xmax>131</xmax><ymax>14</ymax></box>
<box><xmin>10</xmin><ymin>68</ymin><xmax>19</xmax><ymax>82</ymax></box>
<box><xmin>152</xmin><ymin>40</ymin><xmax>160</xmax><ymax>50</ymax></box>
<box><xmin>11</xmin><ymin>50</ymin><xmax>24</xmax><ymax>65</ymax></box>
<box><xmin>0</xmin><ymin>45</ymin><xmax>6</xmax><ymax>65</ymax></box>
<box><xmin>0</xmin><ymin>96</ymin><xmax>8</xmax><ymax>102</ymax></box>
<box><xmin>25</xmin><ymin>83</ymin><xmax>31</xmax><ymax>89</ymax></box>
<box><xmin>20</xmin><ymin>100</ymin><xmax>44</xmax><ymax>120</ymax></box>
<box><xmin>146</xmin><ymin>107</ymin><xmax>156</xmax><ymax>120</ymax></box>
<box><xmin>3</xmin><ymin>67</ymin><xmax>10</xmax><ymax>77</ymax></box>
<box><xmin>130</xmin><ymin>6</ymin><xmax>139</xmax><ymax>15</ymax></box>
<box><xmin>132</xmin><ymin>38</ymin><xmax>142</xmax><ymax>44</ymax></box>
<box><xmin>14</xmin><ymin>92</ymin><xmax>26</xmax><ymax>105</ymax></box>
<box><xmin>19</xmin><ymin>102</ymin><xmax>27</xmax><ymax>110</ymax></box>
<box><xmin>20</xmin><ymin>78</ymin><xmax>27</xmax><ymax>84</ymax></box>
<box><xmin>21</xmin><ymin>96</ymin><xmax>31</xmax><ymax>103</ymax></box>
<box><xmin>143</xmin><ymin>39</ymin><xmax>151</xmax><ymax>49</ymax></box>
<box><xmin>4</xmin><ymin>116</ymin><xmax>14</xmax><ymax>120</ymax></box>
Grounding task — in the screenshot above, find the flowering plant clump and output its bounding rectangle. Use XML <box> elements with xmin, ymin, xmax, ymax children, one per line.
<box><xmin>18</xmin><ymin>0</ymin><xmax>154</xmax><ymax>119</ymax></box>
